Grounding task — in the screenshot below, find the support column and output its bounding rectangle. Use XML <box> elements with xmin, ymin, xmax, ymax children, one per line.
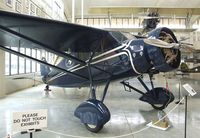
<box><xmin>72</xmin><ymin>0</ymin><xmax>75</xmax><ymax>23</ymax></box>
<box><xmin>81</xmin><ymin>0</ymin><xmax>84</xmax><ymax>24</ymax></box>
<box><xmin>0</xmin><ymin>50</ymin><xmax>5</xmax><ymax>97</ymax></box>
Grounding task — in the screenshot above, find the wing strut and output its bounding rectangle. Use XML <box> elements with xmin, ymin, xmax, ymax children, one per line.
<box><xmin>0</xmin><ymin>45</ymin><xmax>89</xmax><ymax>80</ymax></box>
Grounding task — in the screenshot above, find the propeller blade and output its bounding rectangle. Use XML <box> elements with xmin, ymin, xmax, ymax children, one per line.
<box><xmin>180</xmin><ymin>44</ymin><xmax>195</xmax><ymax>52</ymax></box>
<box><xmin>144</xmin><ymin>38</ymin><xmax>195</xmax><ymax>52</ymax></box>
<box><xmin>178</xmin><ymin>37</ymin><xmax>194</xmax><ymax>52</ymax></box>
<box><xmin>179</xmin><ymin>37</ymin><xmax>190</xmax><ymax>42</ymax></box>
<box><xmin>180</xmin><ymin>42</ymin><xmax>193</xmax><ymax>46</ymax></box>
<box><xmin>144</xmin><ymin>39</ymin><xmax>174</xmax><ymax>48</ymax></box>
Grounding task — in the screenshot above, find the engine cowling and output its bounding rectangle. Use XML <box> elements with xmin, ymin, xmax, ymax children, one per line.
<box><xmin>146</xmin><ymin>27</ymin><xmax>181</xmax><ymax>72</ymax></box>
<box><xmin>126</xmin><ymin>27</ymin><xmax>181</xmax><ymax>74</ymax></box>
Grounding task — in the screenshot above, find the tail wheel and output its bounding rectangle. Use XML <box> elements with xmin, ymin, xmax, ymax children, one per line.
<box><xmin>84</xmin><ymin>123</ymin><xmax>103</xmax><ymax>133</ymax></box>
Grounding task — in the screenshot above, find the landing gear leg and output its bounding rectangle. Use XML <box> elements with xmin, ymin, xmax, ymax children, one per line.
<box><xmin>101</xmin><ymin>79</ymin><xmax>111</xmax><ymax>102</ymax></box>
<box><xmin>75</xmin><ymin>79</ymin><xmax>111</xmax><ymax>133</ymax></box>
<box><xmin>74</xmin><ymin>54</ymin><xmax>111</xmax><ymax>133</ymax></box>
<box><xmin>141</xmin><ymin>74</ymin><xmax>174</xmax><ymax>110</ymax></box>
<box><xmin>143</xmin><ymin>74</ymin><xmax>174</xmax><ymax>110</ymax></box>
<box><xmin>87</xmin><ymin>57</ymin><xmax>96</xmax><ymax>100</ymax></box>
<box><xmin>122</xmin><ymin>74</ymin><xmax>174</xmax><ymax>110</ymax></box>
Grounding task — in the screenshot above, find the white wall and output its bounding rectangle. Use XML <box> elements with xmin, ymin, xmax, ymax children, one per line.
<box><xmin>5</xmin><ymin>74</ymin><xmax>42</xmax><ymax>94</ymax></box>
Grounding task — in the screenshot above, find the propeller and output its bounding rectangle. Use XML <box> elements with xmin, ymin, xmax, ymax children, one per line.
<box><xmin>138</xmin><ymin>16</ymin><xmax>160</xmax><ymax>19</ymax></box>
<box><xmin>144</xmin><ymin>38</ymin><xmax>195</xmax><ymax>52</ymax></box>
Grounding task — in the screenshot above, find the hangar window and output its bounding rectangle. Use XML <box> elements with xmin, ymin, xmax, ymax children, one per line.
<box><xmin>76</xmin><ymin>19</ymin><xmax>81</xmax><ymax>24</ymax></box>
<box><xmin>104</xmin><ymin>19</ymin><xmax>110</xmax><ymax>27</ymax></box>
<box><xmin>169</xmin><ymin>18</ymin><xmax>174</xmax><ymax>25</ymax></box>
<box><xmin>36</xmin><ymin>7</ymin><xmax>41</xmax><ymax>16</ymax></box>
<box><xmin>19</xmin><ymin>48</ymin><xmax>25</xmax><ymax>74</ymax></box>
<box><xmin>15</xmin><ymin>1</ymin><xmax>22</xmax><ymax>13</ymax></box>
<box><xmin>123</xmin><ymin>18</ymin><xmax>129</xmax><ymax>27</ymax></box>
<box><xmin>6</xmin><ymin>0</ymin><xmax>13</xmax><ymax>7</ymax></box>
<box><xmin>163</xmin><ymin>19</ymin><xmax>169</xmax><ymax>25</ymax></box>
<box><xmin>180</xmin><ymin>19</ymin><xmax>186</xmax><ymax>26</ymax></box>
<box><xmin>128</xmin><ymin>18</ymin><xmax>135</xmax><ymax>26</ymax></box>
<box><xmin>25</xmin><ymin>0</ymin><xmax>29</xmax><ymax>8</ymax></box>
<box><xmin>116</xmin><ymin>18</ymin><xmax>122</xmax><ymax>26</ymax></box>
<box><xmin>26</xmin><ymin>48</ymin><xmax>31</xmax><ymax>73</ymax></box>
<box><xmin>135</xmin><ymin>19</ymin><xmax>139</xmax><ymax>27</ymax></box>
<box><xmin>159</xmin><ymin>18</ymin><xmax>163</xmax><ymax>24</ymax></box>
<box><xmin>29</xmin><ymin>2</ymin><xmax>36</xmax><ymax>16</ymax></box>
<box><xmin>46</xmin><ymin>51</ymin><xmax>49</xmax><ymax>62</ymax></box>
<box><xmin>88</xmin><ymin>19</ymin><xmax>94</xmax><ymax>26</ymax></box>
<box><xmin>174</xmin><ymin>19</ymin><xmax>180</xmax><ymax>26</ymax></box>
<box><xmin>83</xmin><ymin>19</ymin><xmax>88</xmax><ymax>25</ymax></box>
<box><xmin>54</xmin><ymin>1</ymin><xmax>62</xmax><ymax>20</ymax></box>
<box><xmin>5</xmin><ymin>47</ymin><xmax>47</xmax><ymax>75</ymax></box>
<box><xmin>111</xmin><ymin>18</ymin><xmax>117</xmax><ymax>27</ymax></box>
<box><xmin>49</xmin><ymin>53</ymin><xmax>55</xmax><ymax>64</ymax></box>
<box><xmin>32</xmin><ymin>49</ymin><xmax>36</xmax><ymax>72</ymax></box>
<box><xmin>11</xmin><ymin>47</ymin><xmax>19</xmax><ymax>75</ymax></box>
<box><xmin>94</xmin><ymin>18</ymin><xmax>99</xmax><ymax>26</ymax></box>
<box><xmin>100</xmin><ymin>19</ymin><xmax>105</xmax><ymax>26</ymax></box>
<box><xmin>36</xmin><ymin>50</ymin><xmax>41</xmax><ymax>72</ymax></box>
<box><xmin>5</xmin><ymin>51</ymin><xmax>10</xmax><ymax>75</ymax></box>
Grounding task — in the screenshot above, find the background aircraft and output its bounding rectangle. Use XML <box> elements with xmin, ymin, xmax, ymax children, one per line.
<box><xmin>184</xmin><ymin>58</ymin><xmax>200</xmax><ymax>64</ymax></box>
<box><xmin>0</xmin><ymin>11</ymin><xmax>184</xmax><ymax>133</ymax></box>
<box><xmin>179</xmin><ymin>62</ymin><xmax>200</xmax><ymax>73</ymax></box>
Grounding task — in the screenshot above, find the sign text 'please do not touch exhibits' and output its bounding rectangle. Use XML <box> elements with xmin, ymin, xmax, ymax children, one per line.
<box><xmin>12</xmin><ymin>109</ymin><xmax>48</xmax><ymax>131</ymax></box>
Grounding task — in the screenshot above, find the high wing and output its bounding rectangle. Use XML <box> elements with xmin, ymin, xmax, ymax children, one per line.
<box><xmin>0</xmin><ymin>10</ymin><xmax>126</xmax><ymax>53</ymax></box>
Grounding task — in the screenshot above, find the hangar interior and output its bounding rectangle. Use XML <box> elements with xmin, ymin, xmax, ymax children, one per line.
<box><xmin>0</xmin><ymin>0</ymin><xmax>200</xmax><ymax>138</ymax></box>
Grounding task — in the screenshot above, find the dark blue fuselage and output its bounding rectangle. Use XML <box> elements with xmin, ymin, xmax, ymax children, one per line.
<box><xmin>43</xmin><ymin>27</ymin><xmax>180</xmax><ymax>87</ymax></box>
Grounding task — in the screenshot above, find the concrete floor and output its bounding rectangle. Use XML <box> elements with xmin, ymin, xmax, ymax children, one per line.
<box><xmin>0</xmin><ymin>74</ymin><xmax>200</xmax><ymax>138</ymax></box>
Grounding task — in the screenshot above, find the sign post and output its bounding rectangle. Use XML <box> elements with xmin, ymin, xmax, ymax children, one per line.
<box><xmin>175</xmin><ymin>81</ymin><xmax>184</xmax><ymax>104</ymax></box>
<box><xmin>12</xmin><ymin>109</ymin><xmax>47</xmax><ymax>138</ymax></box>
<box><xmin>182</xmin><ymin>84</ymin><xmax>197</xmax><ymax>138</ymax></box>
<box><xmin>184</xmin><ymin>95</ymin><xmax>187</xmax><ymax>138</ymax></box>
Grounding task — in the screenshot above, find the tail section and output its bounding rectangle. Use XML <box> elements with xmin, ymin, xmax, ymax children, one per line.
<box><xmin>40</xmin><ymin>57</ymin><xmax>50</xmax><ymax>83</ymax></box>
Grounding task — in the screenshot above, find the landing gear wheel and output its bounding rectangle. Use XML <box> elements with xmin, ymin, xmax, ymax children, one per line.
<box><xmin>84</xmin><ymin>123</ymin><xmax>103</xmax><ymax>133</ymax></box>
<box><xmin>140</xmin><ymin>87</ymin><xmax>174</xmax><ymax>110</ymax></box>
<box><xmin>150</xmin><ymin>89</ymin><xmax>174</xmax><ymax>110</ymax></box>
<box><xmin>151</xmin><ymin>103</ymin><xmax>167</xmax><ymax>110</ymax></box>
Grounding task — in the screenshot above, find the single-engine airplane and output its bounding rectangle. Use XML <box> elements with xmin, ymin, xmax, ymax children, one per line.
<box><xmin>0</xmin><ymin>11</ymin><xmax>184</xmax><ymax>133</ymax></box>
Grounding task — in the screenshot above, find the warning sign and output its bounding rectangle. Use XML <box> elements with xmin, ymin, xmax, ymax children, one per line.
<box><xmin>12</xmin><ymin>109</ymin><xmax>47</xmax><ymax>131</ymax></box>
<box><xmin>183</xmin><ymin>84</ymin><xmax>197</xmax><ymax>96</ymax></box>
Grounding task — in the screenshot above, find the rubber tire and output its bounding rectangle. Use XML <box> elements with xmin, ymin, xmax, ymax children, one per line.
<box><xmin>151</xmin><ymin>89</ymin><xmax>174</xmax><ymax>110</ymax></box>
<box><xmin>84</xmin><ymin>123</ymin><xmax>103</xmax><ymax>133</ymax></box>
<box><xmin>151</xmin><ymin>103</ymin><xmax>167</xmax><ymax>110</ymax></box>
